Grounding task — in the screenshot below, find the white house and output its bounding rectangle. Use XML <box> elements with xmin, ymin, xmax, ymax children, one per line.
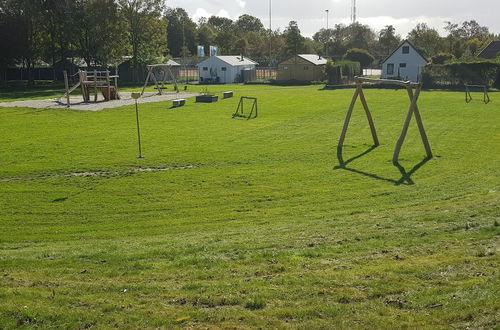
<box><xmin>197</xmin><ymin>56</ymin><xmax>258</xmax><ymax>83</ymax></box>
<box><xmin>380</xmin><ymin>40</ymin><xmax>427</xmax><ymax>82</ymax></box>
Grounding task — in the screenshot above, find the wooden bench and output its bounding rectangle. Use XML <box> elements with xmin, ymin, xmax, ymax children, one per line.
<box><xmin>172</xmin><ymin>99</ymin><xmax>186</xmax><ymax>107</ymax></box>
<box><xmin>223</xmin><ymin>91</ymin><xmax>233</xmax><ymax>99</ymax></box>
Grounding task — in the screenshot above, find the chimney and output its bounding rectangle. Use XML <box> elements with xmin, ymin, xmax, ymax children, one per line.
<box><xmin>240</xmin><ymin>54</ymin><xmax>244</xmax><ymax>62</ymax></box>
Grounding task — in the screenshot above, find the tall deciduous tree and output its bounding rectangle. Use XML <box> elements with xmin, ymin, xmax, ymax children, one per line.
<box><xmin>283</xmin><ymin>21</ymin><xmax>305</xmax><ymax>55</ymax></box>
<box><xmin>407</xmin><ymin>23</ymin><xmax>443</xmax><ymax>58</ymax></box>
<box><xmin>165</xmin><ymin>7</ymin><xmax>196</xmax><ymax>57</ymax></box>
<box><xmin>378</xmin><ymin>25</ymin><xmax>401</xmax><ymax>55</ymax></box>
<box><xmin>75</xmin><ymin>0</ymin><xmax>127</xmax><ymax>67</ymax></box>
<box><xmin>119</xmin><ymin>0</ymin><xmax>167</xmax><ymax>71</ymax></box>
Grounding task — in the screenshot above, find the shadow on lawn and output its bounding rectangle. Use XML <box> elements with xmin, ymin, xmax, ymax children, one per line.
<box><xmin>334</xmin><ymin>145</ymin><xmax>431</xmax><ymax>185</ymax></box>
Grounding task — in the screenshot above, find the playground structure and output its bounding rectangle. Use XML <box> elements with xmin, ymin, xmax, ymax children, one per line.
<box><xmin>60</xmin><ymin>69</ymin><xmax>120</xmax><ymax>107</ymax></box>
<box><xmin>141</xmin><ymin>64</ymin><xmax>179</xmax><ymax>95</ymax></box>
<box><xmin>465</xmin><ymin>84</ymin><xmax>490</xmax><ymax>104</ymax></box>
<box><xmin>338</xmin><ymin>77</ymin><xmax>433</xmax><ymax>164</ymax></box>
<box><xmin>232</xmin><ymin>96</ymin><xmax>258</xmax><ymax>120</ymax></box>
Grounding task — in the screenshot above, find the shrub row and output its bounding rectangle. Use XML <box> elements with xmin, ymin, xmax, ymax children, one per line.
<box><xmin>421</xmin><ymin>61</ymin><xmax>500</xmax><ymax>89</ymax></box>
<box><xmin>325</xmin><ymin>60</ymin><xmax>361</xmax><ymax>85</ymax></box>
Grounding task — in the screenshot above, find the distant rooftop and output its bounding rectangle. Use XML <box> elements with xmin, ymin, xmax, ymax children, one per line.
<box><xmin>297</xmin><ymin>54</ymin><xmax>327</xmax><ymax>65</ymax></box>
<box><xmin>477</xmin><ymin>41</ymin><xmax>500</xmax><ymax>59</ymax></box>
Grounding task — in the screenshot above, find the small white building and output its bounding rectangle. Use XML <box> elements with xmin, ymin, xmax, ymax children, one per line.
<box><xmin>380</xmin><ymin>40</ymin><xmax>427</xmax><ymax>82</ymax></box>
<box><xmin>197</xmin><ymin>56</ymin><xmax>258</xmax><ymax>83</ymax></box>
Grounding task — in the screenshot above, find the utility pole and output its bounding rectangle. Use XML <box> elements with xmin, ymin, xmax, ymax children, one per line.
<box><xmin>351</xmin><ymin>0</ymin><xmax>357</xmax><ymax>24</ymax></box>
<box><xmin>269</xmin><ymin>0</ymin><xmax>272</xmax><ymax>64</ymax></box>
<box><xmin>325</xmin><ymin>9</ymin><xmax>329</xmax><ymax>58</ymax></box>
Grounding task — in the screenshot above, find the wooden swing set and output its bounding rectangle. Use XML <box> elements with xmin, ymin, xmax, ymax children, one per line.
<box><xmin>338</xmin><ymin>77</ymin><xmax>433</xmax><ymax>164</ymax></box>
<box><xmin>141</xmin><ymin>64</ymin><xmax>179</xmax><ymax>96</ymax></box>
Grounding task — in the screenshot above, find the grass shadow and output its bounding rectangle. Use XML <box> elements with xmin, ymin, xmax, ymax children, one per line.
<box><xmin>334</xmin><ymin>145</ymin><xmax>431</xmax><ymax>185</ymax></box>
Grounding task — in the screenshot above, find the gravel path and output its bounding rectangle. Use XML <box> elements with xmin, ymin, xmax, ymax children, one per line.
<box><xmin>0</xmin><ymin>91</ymin><xmax>200</xmax><ymax>111</ymax></box>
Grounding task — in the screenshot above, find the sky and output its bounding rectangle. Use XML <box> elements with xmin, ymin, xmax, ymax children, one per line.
<box><xmin>165</xmin><ymin>0</ymin><xmax>500</xmax><ymax>38</ymax></box>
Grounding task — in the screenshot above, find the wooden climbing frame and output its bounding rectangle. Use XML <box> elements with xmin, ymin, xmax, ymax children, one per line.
<box><xmin>465</xmin><ymin>84</ymin><xmax>490</xmax><ymax>104</ymax></box>
<box><xmin>232</xmin><ymin>96</ymin><xmax>258</xmax><ymax>120</ymax></box>
<box><xmin>338</xmin><ymin>77</ymin><xmax>433</xmax><ymax>164</ymax></box>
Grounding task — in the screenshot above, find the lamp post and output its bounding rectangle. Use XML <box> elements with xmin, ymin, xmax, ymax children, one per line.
<box><xmin>269</xmin><ymin>0</ymin><xmax>272</xmax><ymax>63</ymax></box>
<box><xmin>325</xmin><ymin>9</ymin><xmax>329</xmax><ymax>58</ymax></box>
<box><xmin>131</xmin><ymin>92</ymin><xmax>144</xmax><ymax>158</ymax></box>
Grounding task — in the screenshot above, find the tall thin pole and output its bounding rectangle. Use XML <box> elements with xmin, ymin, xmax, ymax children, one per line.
<box><xmin>325</xmin><ymin>9</ymin><xmax>329</xmax><ymax>58</ymax></box>
<box><xmin>269</xmin><ymin>0</ymin><xmax>272</xmax><ymax>62</ymax></box>
<box><xmin>135</xmin><ymin>99</ymin><xmax>144</xmax><ymax>158</ymax></box>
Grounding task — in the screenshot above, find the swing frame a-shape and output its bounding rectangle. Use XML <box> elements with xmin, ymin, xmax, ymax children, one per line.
<box><xmin>338</xmin><ymin>77</ymin><xmax>433</xmax><ymax>164</ymax></box>
<box><xmin>141</xmin><ymin>64</ymin><xmax>179</xmax><ymax>96</ymax></box>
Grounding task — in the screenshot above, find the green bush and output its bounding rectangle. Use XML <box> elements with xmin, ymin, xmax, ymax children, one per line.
<box><xmin>343</xmin><ymin>48</ymin><xmax>375</xmax><ymax>68</ymax></box>
<box><xmin>325</xmin><ymin>60</ymin><xmax>341</xmax><ymax>84</ymax></box>
<box><xmin>430</xmin><ymin>53</ymin><xmax>455</xmax><ymax>65</ymax></box>
<box><xmin>336</xmin><ymin>60</ymin><xmax>361</xmax><ymax>78</ymax></box>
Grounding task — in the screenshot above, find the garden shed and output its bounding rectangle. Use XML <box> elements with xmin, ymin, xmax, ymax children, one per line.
<box><xmin>277</xmin><ymin>55</ymin><xmax>327</xmax><ymax>82</ymax></box>
<box><xmin>197</xmin><ymin>56</ymin><xmax>257</xmax><ymax>83</ymax></box>
<box><xmin>380</xmin><ymin>40</ymin><xmax>427</xmax><ymax>82</ymax></box>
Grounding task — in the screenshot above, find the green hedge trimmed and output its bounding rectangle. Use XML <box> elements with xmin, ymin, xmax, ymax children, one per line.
<box><xmin>422</xmin><ymin>60</ymin><xmax>500</xmax><ymax>88</ymax></box>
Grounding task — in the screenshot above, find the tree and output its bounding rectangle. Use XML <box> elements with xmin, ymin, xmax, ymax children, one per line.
<box><xmin>407</xmin><ymin>23</ymin><xmax>443</xmax><ymax>58</ymax></box>
<box><xmin>378</xmin><ymin>25</ymin><xmax>401</xmax><ymax>55</ymax></box>
<box><xmin>283</xmin><ymin>21</ymin><xmax>305</xmax><ymax>55</ymax></box>
<box><xmin>165</xmin><ymin>8</ymin><xmax>197</xmax><ymax>57</ymax></box>
<box><xmin>234</xmin><ymin>14</ymin><xmax>264</xmax><ymax>33</ymax></box>
<box><xmin>207</xmin><ymin>16</ymin><xmax>233</xmax><ymax>32</ymax></box>
<box><xmin>444</xmin><ymin>20</ymin><xmax>491</xmax><ymax>58</ymax></box>
<box><xmin>345</xmin><ymin>23</ymin><xmax>376</xmax><ymax>51</ymax></box>
<box><xmin>118</xmin><ymin>0</ymin><xmax>167</xmax><ymax>81</ymax></box>
<box><xmin>344</xmin><ymin>48</ymin><xmax>375</xmax><ymax>68</ymax></box>
<box><xmin>75</xmin><ymin>0</ymin><xmax>127</xmax><ymax>67</ymax></box>
<box><xmin>0</xmin><ymin>0</ymin><xmax>45</xmax><ymax>85</ymax></box>
<box><xmin>197</xmin><ymin>22</ymin><xmax>216</xmax><ymax>55</ymax></box>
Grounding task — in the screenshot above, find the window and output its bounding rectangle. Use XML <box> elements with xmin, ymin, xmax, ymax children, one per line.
<box><xmin>221</xmin><ymin>67</ymin><xmax>227</xmax><ymax>71</ymax></box>
<box><xmin>399</xmin><ymin>63</ymin><xmax>407</xmax><ymax>68</ymax></box>
<box><xmin>402</xmin><ymin>46</ymin><xmax>410</xmax><ymax>54</ymax></box>
<box><xmin>203</xmin><ymin>67</ymin><xmax>208</xmax><ymax>71</ymax></box>
<box><xmin>304</xmin><ymin>66</ymin><xmax>309</xmax><ymax>70</ymax></box>
<box><xmin>387</xmin><ymin>63</ymin><xmax>394</xmax><ymax>75</ymax></box>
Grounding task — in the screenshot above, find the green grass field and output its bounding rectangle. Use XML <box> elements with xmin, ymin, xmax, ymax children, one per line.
<box><xmin>0</xmin><ymin>84</ymin><xmax>499</xmax><ymax>328</ymax></box>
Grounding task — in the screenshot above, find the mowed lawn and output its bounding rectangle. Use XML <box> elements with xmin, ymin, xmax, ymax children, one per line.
<box><xmin>0</xmin><ymin>84</ymin><xmax>498</xmax><ymax>328</ymax></box>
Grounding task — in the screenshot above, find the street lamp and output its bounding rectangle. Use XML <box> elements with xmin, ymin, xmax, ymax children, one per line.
<box><xmin>131</xmin><ymin>92</ymin><xmax>144</xmax><ymax>159</ymax></box>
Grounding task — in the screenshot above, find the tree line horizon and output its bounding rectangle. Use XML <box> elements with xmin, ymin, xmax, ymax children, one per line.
<box><xmin>1</xmin><ymin>0</ymin><xmax>499</xmax><ymax>77</ymax></box>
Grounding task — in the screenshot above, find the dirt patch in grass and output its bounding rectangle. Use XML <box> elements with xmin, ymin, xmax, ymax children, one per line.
<box><xmin>0</xmin><ymin>164</ymin><xmax>200</xmax><ymax>182</ymax></box>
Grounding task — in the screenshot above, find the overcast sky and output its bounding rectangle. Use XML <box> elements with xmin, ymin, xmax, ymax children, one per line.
<box><xmin>166</xmin><ymin>0</ymin><xmax>499</xmax><ymax>38</ymax></box>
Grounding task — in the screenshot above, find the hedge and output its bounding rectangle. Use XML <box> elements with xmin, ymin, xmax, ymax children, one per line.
<box><xmin>421</xmin><ymin>61</ymin><xmax>500</xmax><ymax>88</ymax></box>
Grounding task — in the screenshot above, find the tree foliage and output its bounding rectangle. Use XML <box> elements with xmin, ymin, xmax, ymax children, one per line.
<box><xmin>343</xmin><ymin>48</ymin><xmax>374</xmax><ymax>68</ymax></box>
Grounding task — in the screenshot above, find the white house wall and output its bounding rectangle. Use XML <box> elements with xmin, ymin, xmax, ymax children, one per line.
<box><xmin>381</xmin><ymin>42</ymin><xmax>427</xmax><ymax>82</ymax></box>
<box><xmin>198</xmin><ymin>57</ymin><xmax>256</xmax><ymax>83</ymax></box>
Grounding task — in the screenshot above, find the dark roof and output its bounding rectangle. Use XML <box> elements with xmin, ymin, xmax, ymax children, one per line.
<box><xmin>380</xmin><ymin>39</ymin><xmax>427</xmax><ymax>65</ymax></box>
<box><xmin>477</xmin><ymin>41</ymin><xmax>500</xmax><ymax>59</ymax></box>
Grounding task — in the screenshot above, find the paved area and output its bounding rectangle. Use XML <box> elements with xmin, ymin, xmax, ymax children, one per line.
<box><xmin>0</xmin><ymin>91</ymin><xmax>200</xmax><ymax>111</ymax></box>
